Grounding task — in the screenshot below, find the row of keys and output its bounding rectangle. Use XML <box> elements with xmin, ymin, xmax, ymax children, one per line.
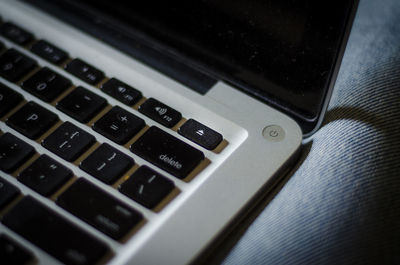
<box><xmin>0</xmin><ymin>134</ymin><xmax>151</xmax><ymax>264</ymax></box>
<box><xmin>1</xmin><ymin>82</ymin><xmax>210</xmax><ymax>181</ymax></box>
<box><xmin>0</xmin><ymin>128</ymin><xmax>174</xmax><ymax>208</ymax></box>
<box><xmin>0</xmin><ymin>131</ymin><xmax>176</xmax><ymax>214</ymax></box>
<box><xmin>2</xmin><ymin>108</ymin><xmax>201</xmax><ymax>211</ymax></box>
<box><xmin>0</xmin><ymin>18</ymin><xmax>224</xmax><ymax>265</ymax></box>
<box><xmin>0</xmin><ymin>52</ymin><xmax>218</xmax><ymax>180</ymax></box>
<box><xmin>0</xmin><ymin>47</ymin><xmax>223</xmax><ymax>151</ymax></box>
<box><xmin>2</xmin><ymin>195</ymin><xmax>110</xmax><ymax>265</ymax></box>
<box><xmin>0</xmin><ymin>129</ymin><xmax>184</xmax><ymax>264</ymax></box>
<box><xmin>0</xmin><ymin>132</ymin><xmax>173</xmax><ymax>262</ymax></box>
<box><xmin>0</xmin><ymin>21</ymin><xmax>224</xmax><ymax>151</ymax></box>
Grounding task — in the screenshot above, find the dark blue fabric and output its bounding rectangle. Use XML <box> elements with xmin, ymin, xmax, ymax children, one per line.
<box><xmin>221</xmin><ymin>1</ymin><xmax>400</xmax><ymax>264</ymax></box>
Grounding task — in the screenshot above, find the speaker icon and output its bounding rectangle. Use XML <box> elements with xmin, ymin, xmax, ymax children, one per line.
<box><xmin>155</xmin><ymin>106</ymin><xmax>167</xmax><ymax>116</ymax></box>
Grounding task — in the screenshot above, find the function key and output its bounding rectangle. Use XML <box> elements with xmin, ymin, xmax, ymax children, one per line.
<box><xmin>57</xmin><ymin>86</ymin><xmax>107</xmax><ymax>123</ymax></box>
<box><xmin>0</xmin><ymin>22</ymin><xmax>34</xmax><ymax>46</ymax></box>
<box><xmin>80</xmin><ymin>143</ymin><xmax>134</xmax><ymax>184</ymax></box>
<box><xmin>18</xmin><ymin>154</ymin><xmax>73</xmax><ymax>197</ymax></box>
<box><xmin>130</xmin><ymin>126</ymin><xmax>204</xmax><ymax>179</ymax></box>
<box><xmin>139</xmin><ymin>98</ymin><xmax>182</xmax><ymax>128</ymax></box>
<box><xmin>0</xmin><ymin>49</ymin><xmax>37</xmax><ymax>82</ymax></box>
<box><xmin>6</xmin><ymin>101</ymin><xmax>59</xmax><ymax>140</ymax></box>
<box><xmin>0</xmin><ymin>82</ymin><xmax>23</xmax><ymax>118</ymax></box>
<box><xmin>178</xmin><ymin>119</ymin><xmax>223</xmax><ymax>150</ymax></box>
<box><xmin>30</xmin><ymin>40</ymin><xmax>68</xmax><ymax>65</ymax></box>
<box><xmin>0</xmin><ymin>234</ymin><xmax>35</xmax><ymax>265</ymax></box>
<box><xmin>93</xmin><ymin>106</ymin><xmax>145</xmax><ymax>144</ymax></box>
<box><xmin>57</xmin><ymin>178</ymin><xmax>143</xmax><ymax>240</ymax></box>
<box><xmin>42</xmin><ymin>121</ymin><xmax>96</xmax><ymax>162</ymax></box>
<box><xmin>0</xmin><ymin>177</ymin><xmax>20</xmax><ymax>209</ymax></box>
<box><xmin>101</xmin><ymin>78</ymin><xmax>142</xmax><ymax>106</ymax></box>
<box><xmin>119</xmin><ymin>165</ymin><xmax>175</xmax><ymax>209</ymax></box>
<box><xmin>2</xmin><ymin>196</ymin><xmax>110</xmax><ymax>265</ymax></box>
<box><xmin>22</xmin><ymin>67</ymin><xmax>72</xmax><ymax>102</ymax></box>
<box><xmin>0</xmin><ymin>133</ymin><xmax>35</xmax><ymax>173</ymax></box>
<box><xmin>65</xmin><ymin>58</ymin><xmax>105</xmax><ymax>85</ymax></box>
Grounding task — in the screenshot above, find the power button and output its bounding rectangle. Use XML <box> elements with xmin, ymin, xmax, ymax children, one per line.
<box><xmin>262</xmin><ymin>125</ymin><xmax>285</xmax><ymax>142</ymax></box>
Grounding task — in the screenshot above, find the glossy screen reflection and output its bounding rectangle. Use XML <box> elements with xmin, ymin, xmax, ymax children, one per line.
<box><xmin>76</xmin><ymin>0</ymin><xmax>354</xmax><ymax>124</ymax></box>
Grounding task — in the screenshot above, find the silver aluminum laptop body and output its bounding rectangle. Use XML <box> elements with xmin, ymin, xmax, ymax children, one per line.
<box><xmin>0</xmin><ymin>1</ymin><xmax>356</xmax><ymax>264</ymax></box>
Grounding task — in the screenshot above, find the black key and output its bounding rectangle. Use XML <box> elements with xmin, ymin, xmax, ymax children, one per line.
<box><xmin>119</xmin><ymin>166</ymin><xmax>175</xmax><ymax>209</ymax></box>
<box><xmin>2</xmin><ymin>196</ymin><xmax>110</xmax><ymax>265</ymax></box>
<box><xmin>22</xmin><ymin>67</ymin><xmax>72</xmax><ymax>102</ymax></box>
<box><xmin>18</xmin><ymin>154</ymin><xmax>73</xmax><ymax>196</ymax></box>
<box><xmin>57</xmin><ymin>178</ymin><xmax>143</xmax><ymax>240</ymax></box>
<box><xmin>65</xmin><ymin>58</ymin><xmax>105</xmax><ymax>85</ymax></box>
<box><xmin>130</xmin><ymin>126</ymin><xmax>204</xmax><ymax>179</ymax></box>
<box><xmin>0</xmin><ymin>22</ymin><xmax>34</xmax><ymax>45</ymax></box>
<box><xmin>101</xmin><ymin>78</ymin><xmax>142</xmax><ymax>106</ymax></box>
<box><xmin>0</xmin><ymin>82</ymin><xmax>23</xmax><ymax>117</ymax></box>
<box><xmin>42</xmin><ymin>121</ymin><xmax>96</xmax><ymax>162</ymax></box>
<box><xmin>93</xmin><ymin>106</ymin><xmax>145</xmax><ymax>144</ymax></box>
<box><xmin>0</xmin><ymin>133</ymin><xmax>35</xmax><ymax>173</ymax></box>
<box><xmin>80</xmin><ymin>143</ymin><xmax>134</xmax><ymax>184</ymax></box>
<box><xmin>178</xmin><ymin>119</ymin><xmax>223</xmax><ymax>150</ymax></box>
<box><xmin>57</xmin><ymin>86</ymin><xmax>107</xmax><ymax>123</ymax></box>
<box><xmin>0</xmin><ymin>40</ymin><xmax>4</xmax><ymax>50</ymax></box>
<box><xmin>139</xmin><ymin>98</ymin><xmax>182</xmax><ymax>128</ymax></box>
<box><xmin>30</xmin><ymin>40</ymin><xmax>68</xmax><ymax>65</ymax></box>
<box><xmin>6</xmin><ymin>101</ymin><xmax>59</xmax><ymax>139</ymax></box>
<box><xmin>0</xmin><ymin>177</ymin><xmax>20</xmax><ymax>209</ymax></box>
<box><xmin>0</xmin><ymin>49</ymin><xmax>37</xmax><ymax>82</ymax></box>
<box><xmin>0</xmin><ymin>234</ymin><xmax>35</xmax><ymax>265</ymax></box>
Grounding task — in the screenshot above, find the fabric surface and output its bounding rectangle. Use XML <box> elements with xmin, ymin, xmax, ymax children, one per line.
<box><xmin>221</xmin><ymin>0</ymin><xmax>400</xmax><ymax>264</ymax></box>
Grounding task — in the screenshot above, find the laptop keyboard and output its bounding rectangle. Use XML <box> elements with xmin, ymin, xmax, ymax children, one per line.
<box><xmin>0</xmin><ymin>20</ymin><xmax>225</xmax><ymax>264</ymax></box>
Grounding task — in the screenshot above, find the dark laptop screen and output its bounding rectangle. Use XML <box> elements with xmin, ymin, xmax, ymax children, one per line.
<box><xmin>28</xmin><ymin>0</ymin><xmax>356</xmax><ymax>133</ymax></box>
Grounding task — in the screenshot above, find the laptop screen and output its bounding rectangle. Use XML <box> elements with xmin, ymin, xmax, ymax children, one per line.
<box><xmin>26</xmin><ymin>0</ymin><xmax>356</xmax><ymax>133</ymax></box>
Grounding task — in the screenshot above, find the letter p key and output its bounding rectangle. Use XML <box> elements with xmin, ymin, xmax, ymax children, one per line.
<box><xmin>27</xmin><ymin>113</ymin><xmax>39</xmax><ymax>121</ymax></box>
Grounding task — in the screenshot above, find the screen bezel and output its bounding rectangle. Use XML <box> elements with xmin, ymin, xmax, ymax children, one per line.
<box><xmin>23</xmin><ymin>0</ymin><xmax>359</xmax><ymax>136</ymax></box>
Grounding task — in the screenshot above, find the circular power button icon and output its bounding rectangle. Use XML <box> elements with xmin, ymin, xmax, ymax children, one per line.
<box><xmin>262</xmin><ymin>125</ymin><xmax>285</xmax><ymax>142</ymax></box>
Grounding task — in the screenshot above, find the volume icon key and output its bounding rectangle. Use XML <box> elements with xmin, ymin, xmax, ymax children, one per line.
<box><xmin>155</xmin><ymin>107</ymin><xmax>167</xmax><ymax>116</ymax></box>
<box><xmin>139</xmin><ymin>98</ymin><xmax>182</xmax><ymax>128</ymax></box>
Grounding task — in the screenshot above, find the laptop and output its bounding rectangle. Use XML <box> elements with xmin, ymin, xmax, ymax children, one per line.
<box><xmin>0</xmin><ymin>0</ymin><xmax>358</xmax><ymax>264</ymax></box>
